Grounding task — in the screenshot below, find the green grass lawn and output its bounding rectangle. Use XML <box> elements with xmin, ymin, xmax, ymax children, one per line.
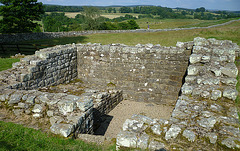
<box><xmin>0</xmin><ymin>121</ymin><xmax>114</xmax><ymax>151</ymax></box>
<box><xmin>0</xmin><ymin>58</ymin><xmax>20</xmax><ymax>71</ymax></box>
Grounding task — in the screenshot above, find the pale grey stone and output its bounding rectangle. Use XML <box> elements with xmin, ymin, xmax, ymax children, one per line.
<box><xmin>17</xmin><ymin>102</ymin><xmax>26</xmax><ymax>108</ymax></box>
<box><xmin>116</xmin><ymin>131</ymin><xmax>137</xmax><ymax>149</ymax></box>
<box><xmin>211</xmin><ymin>90</ymin><xmax>222</xmax><ymax>100</ymax></box>
<box><xmin>8</xmin><ymin>93</ymin><xmax>23</xmax><ymax>104</ymax></box>
<box><xmin>194</xmin><ymin>37</ymin><xmax>209</xmax><ymax>46</ymax></box>
<box><xmin>201</xmin><ymin>55</ymin><xmax>211</xmax><ymax>63</ymax></box>
<box><xmin>190</xmin><ymin>54</ymin><xmax>202</xmax><ymax>64</ymax></box>
<box><xmin>197</xmin><ymin>117</ymin><xmax>217</xmax><ymax>129</ymax></box>
<box><xmin>47</xmin><ymin>110</ymin><xmax>54</xmax><ymax>117</ymax></box>
<box><xmin>192</xmin><ymin>87</ymin><xmax>203</xmax><ymax>96</ymax></box>
<box><xmin>202</xmin><ymin>78</ymin><xmax>220</xmax><ymax>85</ymax></box>
<box><xmin>176</xmin><ymin>41</ymin><xmax>184</xmax><ymax>48</ymax></box>
<box><xmin>50</xmin><ymin>123</ymin><xmax>74</xmax><ymax>137</ymax></box>
<box><xmin>181</xmin><ymin>84</ymin><xmax>193</xmax><ymax>95</ymax></box>
<box><xmin>122</xmin><ymin>119</ymin><xmax>144</xmax><ymax>133</ymax></box>
<box><xmin>148</xmin><ymin>140</ymin><xmax>165</xmax><ymax>150</ymax></box>
<box><xmin>33</xmin><ymin>113</ymin><xmax>42</xmax><ymax>118</ymax></box>
<box><xmin>213</xmin><ymin>48</ymin><xmax>225</xmax><ymax>55</ymax></box>
<box><xmin>58</xmin><ymin>99</ymin><xmax>76</xmax><ymax>115</ymax></box>
<box><xmin>183</xmin><ymin>129</ymin><xmax>196</xmax><ymax>142</ymax></box>
<box><xmin>210</xmin><ymin>67</ymin><xmax>221</xmax><ymax>77</ymax></box>
<box><xmin>185</xmin><ymin>76</ymin><xmax>196</xmax><ymax>84</ymax></box>
<box><xmin>228</xmin><ymin>107</ymin><xmax>239</xmax><ymax>120</ymax></box>
<box><xmin>221</xmin><ymin>78</ymin><xmax>238</xmax><ymax>86</ymax></box>
<box><xmin>210</xmin><ymin>104</ymin><xmax>223</xmax><ymax>112</ymax></box>
<box><xmin>151</xmin><ymin>124</ymin><xmax>162</xmax><ymax>135</ymax></box>
<box><xmin>131</xmin><ymin>114</ymin><xmax>153</xmax><ymax>125</ymax></box>
<box><xmin>32</xmin><ymin>104</ymin><xmax>43</xmax><ymax>113</ymax></box>
<box><xmin>137</xmin><ymin>133</ymin><xmax>149</xmax><ymax>149</ymax></box>
<box><xmin>221</xmin><ymin>63</ymin><xmax>238</xmax><ymax>78</ymax></box>
<box><xmin>13</xmin><ymin>109</ymin><xmax>23</xmax><ymax>116</ymax></box>
<box><xmin>223</xmin><ymin>88</ymin><xmax>238</xmax><ymax>100</ymax></box>
<box><xmin>76</xmin><ymin>96</ymin><xmax>93</xmax><ymax>112</ymax></box>
<box><xmin>26</xmin><ymin>95</ymin><xmax>36</xmax><ymax>104</ymax></box>
<box><xmin>201</xmin><ymin>91</ymin><xmax>210</xmax><ymax>99</ymax></box>
<box><xmin>0</xmin><ymin>94</ymin><xmax>8</xmax><ymax>101</ymax></box>
<box><xmin>188</xmin><ymin>65</ymin><xmax>199</xmax><ymax>76</ymax></box>
<box><xmin>206</xmin><ymin>133</ymin><xmax>218</xmax><ymax>144</ymax></box>
<box><xmin>50</xmin><ymin>116</ymin><xmax>64</xmax><ymax>125</ymax></box>
<box><xmin>165</xmin><ymin>124</ymin><xmax>182</xmax><ymax>140</ymax></box>
<box><xmin>221</xmin><ymin>137</ymin><xmax>240</xmax><ymax>149</ymax></box>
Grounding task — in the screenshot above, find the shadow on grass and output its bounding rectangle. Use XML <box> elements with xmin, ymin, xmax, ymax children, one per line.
<box><xmin>0</xmin><ymin>36</ymin><xmax>88</xmax><ymax>58</ymax></box>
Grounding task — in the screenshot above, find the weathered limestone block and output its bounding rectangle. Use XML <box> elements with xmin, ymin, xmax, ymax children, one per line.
<box><xmin>206</xmin><ymin>133</ymin><xmax>218</xmax><ymax>144</ymax></box>
<box><xmin>221</xmin><ymin>137</ymin><xmax>240</xmax><ymax>149</ymax></box>
<box><xmin>223</xmin><ymin>88</ymin><xmax>238</xmax><ymax>100</ymax></box>
<box><xmin>201</xmin><ymin>55</ymin><xmax>211</xmax><ymax>63</ymax></box>
<box><xmin>116</xmin><ymin>131</ymin><xmax>138</xmax><ymax>149</ymax></box>
<box><xmin>148</xmin><ymin>140</ymin><xmax>165</xmax><ymax>150</ymax></box>
<box><xmin>181</xmin><ymin>84</ymin><xmax>193</xmax><ymax>95</ymax></box>
<box><xmin>220</xmin><ymin>63</ymin><xmax>238</xmax><ymax>78</ymax></box>
<box><xmin>197</xmin><ymin>117</ymin><xmax>217</xmax><ymax>129</ymax></box>
<box><xmin>210</xmin><ymin>67</ymin><xmax>221</xmax><ymax>77</ymax></box>
<box><xmin>50</xmin><ymin>116</ymin><xmax>64</xmax><ymax>125</ymax></box>
<box><xmin>194</xmin><ymin>37</ymin><xmax>210</xmax><ymax>46</ymax></box>
<box><xmin>201</xmin><ymin>91</ymin><xmax>210</xmax><ymax>99</ymax></box>
<box><xmin>76</xmin><ymin>96</ymin><xmax>93</xmax><ymax>112</ymax></box>
<box><xmin>151</xmin><ymin>124</ymin><xmax>162</xmax><ymax>135</ymax></box>
<box><xmin>221</xmin><ymin>78</ymin><xmax>238</xmax><ymax>86</ymax></box>
<box><xmin>182</xmin><ymin>129</ymin><xmax>196</xmax><ymax>142</ymax></box>
<box><xmin>8</xmin><ymin>93</ymin><xmax>23</xmax><ymax>104</ymax></box>
<box><xmin>32</xmin><ymin>104</ymin><xmax>44</xmax><ymax>113</ymax></box>
<box><xmin>137</xmin><ymin>133</ymin><xmax>149</xmax><ymax>149</ymax></box>
<box><xmin>189</xmin><ymin>54</ymin><xmax>202</xmax><ymax>64</ymax></box>
<box><xmin>122</xmin><ymin>119</ymin><xmax>145</xmax><ymax>133</ymax></box>
<box><xmin>50</xmin><ymin>123</ymin><xmax>74</xmax><ymax>137</ymax></box>
<box><xmin>165</xmin><ymin>124</ymin><xmax>182</xmax><ymax>140</ymax></box>
<box><xmin>187</xmin><ymin>65</ymin><xmax>199</xmax><ymax>76</ymax></box>
<box><xmin>211</xmin><ymin>90</ymin><xmax>222</xmax><ymax>100</ymax></box>
<box><xmin>58</xmin><ymin>99</ymin><xmax>77</xmax><ymax>115</ymax></box>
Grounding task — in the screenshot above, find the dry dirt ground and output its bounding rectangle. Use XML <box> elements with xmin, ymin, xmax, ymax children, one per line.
<box><xmin>78</xmin><ymin>99</ymin><xmax>174</xmax><ymax>144</ymax></box>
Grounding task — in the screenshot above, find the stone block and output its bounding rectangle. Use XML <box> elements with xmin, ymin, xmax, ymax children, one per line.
<box><xmin>194</xmin><ymin>37</ymin><xmax>209</xmax><ymax>46</ymax></box>
<box><xmin>137</xmin><ymin>133</ymin><xmax>149</xmax><ymax>149</ymax></box>
<box><xmin>181</xmin><ymin>84</ymin><xmax>193</xmax><ymax>95</ymax></box>
<box><xmin>76</xmin><ymin>96</ymin><xmax>93</xmax><ymax>112</ymax></box>
<box><xmin>148</xmin><ymin>140</ymin><xmax>165</xmax><ymax>150</ymax></box>
<box><xmin>211</xmin><ymin>90</ymin><xmax>222</xmax><ymax>100</ymax></box>
<box><xmin>116</xmin><ymin>131</ymin><xmax>138</xmax><ymax>149</ymax></box>
<box><xmin>50</xmin><ymin>123</ymin><xmax>74</xmax><ymax>137</ymax></box>
<box><xmin>187</xmin><ymin>65</ymin><xmax>199</xmax><ymax>76</ymax></box>
<box><xmin>190</xmin><ymin>54</ymin><xmax>202</xmax><ymax>64</ymax></box>
<box><xmin>8</xmin><ymin>93</ymin><xmax>23</xmax><ymax>104</ymax></box>
<box><xmin>197</xmin><ymin>117</ymin><xmax>217</xmax><ymax>129</ymax></box>
<box><xmin>151</xmin><ymin>124</ymin><xmax>162</xmax><ymax>135</ymax></box>
<box><xmin>58</xmin><ymin>99</ymin><xmax>77</xmax><ymax>115</ymax></box>
<box><xmin>223</xmin><ymin>88</ymin><xmax>238</xmax><ymax>100</ymax></box>
<box><xmin>165</xmin><ymin>124</ymin><xmax>181</xmax><ymax>140</ymax></box>
<box><xmin>182</xmin><ymin>129</ymin><xmax>196</xmax><ymax>142</ymax></box>
<box><xmin>221</xmin><ymin>63</ymin><xmax>238</xmax><ymax>78</ymax></box>
<box><xmin>32</xmin><ymin>104</ymin><xmax>44</xmax><ymax>113</ymax></box>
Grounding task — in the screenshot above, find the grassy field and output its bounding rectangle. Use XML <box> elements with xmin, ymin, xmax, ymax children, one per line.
<box><xmin>83</xmin><ymin>20</ymin><xmax>240</xmax><ymax>46</ymax></box>
<box><xmin>0</xmin><ymin>121</ymin><xmax>114</xmax><ymax>151</ymax></box>
<box><xmin>0</xmin><ymin>19</ymin><xmax>240</xmax><ymax>150</ymax></box>
<box><xmin>136</xmin><ymin>18</ymin><xmax>239</xmax><ymax>29</ymax></box>
<box><xmin>0</xmin><ymin>58</ymin><xmax>20</xmax><ymax>71</ymax></box>
<box><xmin>101</xmin><ymin>13</ymin><xmax>139</xmax><ymax>19</ymax></box>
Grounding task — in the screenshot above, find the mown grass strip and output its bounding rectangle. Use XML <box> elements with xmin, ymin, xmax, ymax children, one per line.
<box><xmin>0</xmin><ymin>121</ymin><xmax>112</xmax><ymax>151</ymax></box>
<box><xmin>0</xmin><ymin>58</ymin><xmax>20</xmax><ymax>71</ymax></box>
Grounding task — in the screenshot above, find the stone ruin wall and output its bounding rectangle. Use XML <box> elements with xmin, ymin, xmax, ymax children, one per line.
<box><xmin>0</xmin><ymin>37</ymin><xmax>240</xmax><ymax>150</ymax></box>
<box><xmin>116</xmin><ymin>37</ymin><xmax>240</xmax><ymax>150</ymax></box>
<box><xmin>77</xmin><ymin>43</ymin><xmax>191</xmax><ymax>105</ymax></box>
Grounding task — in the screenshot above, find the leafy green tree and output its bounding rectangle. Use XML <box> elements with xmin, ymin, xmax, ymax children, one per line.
<box><xmin>0</xmin><ymin>0</ymin><xmax>44</xmax><ymax>33</ymax></box>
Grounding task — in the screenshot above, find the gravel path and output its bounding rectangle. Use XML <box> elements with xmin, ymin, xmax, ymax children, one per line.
<box><xmin>95</xmin><ymin>99</ymin><xmax>174</xmax><ymax>140</ymax></box>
